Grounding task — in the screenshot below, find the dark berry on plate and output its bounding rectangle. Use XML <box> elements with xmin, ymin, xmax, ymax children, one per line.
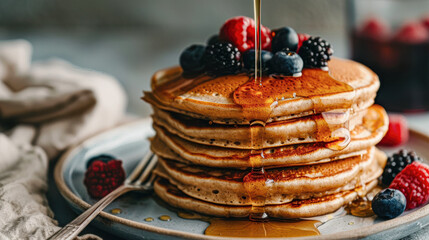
<box><xmin>84</xmin><ymin>159</ymin><xmax>126</xmax><ymax>198</ymax></box>
<box><xmin>179</xmin><ymin>44</ymin><xmax>206</xmax><ymax>73</ymax></box>
<box><xmin>219</xmin><ymin>16</ymin><xmax>272</xmax><ymax>52</ymax></box>
<box><xmin>207</xmin><ymin>34</ymin><xmax>222</xmax><ymax>45</ymax></box>
<box><xmin>372</xmin><ymin>188</ymin><xmax>406</xmax><ymax>219</ymax></box>
<box><xmin>381</xmin><ymin>149</ymin><xmax>421</xmax><ymax>186</ymax></box>
<box><xmin>299</xmin><ymin>36</ymin><xmax>333</xmax><ymax>68</ymax></box>
<box><xmin>270</xmin><ymin>50</ymin><xmax>303</xmax><ymax>75</ymax></box>
<box><xmin>242</xmin><ymin>49</ymin><xmax>273</xmax><ymax>71</ymax></box>
<box><xmin>271</xmin><ymin>27</ymin><xmax>299</xmax><ymax>53</ymax></box>
<box><xmin>203</xmin><ymin>42</ymin><xmax>242</xmax><ymax>75</ymax></box>
<box><xmin>390</xmin><ymin>162</ymin><xmax>429</xmax><ymax>210</ymax></box>
<box><xmin>379</xmin><ymin>114</ymin><xmax>409</xmax><ymax>147</ymax></box>
<box><xmin>86</xmin><ymin>154</ymin><xmax>116</xmax><ymax>169</ymax></box>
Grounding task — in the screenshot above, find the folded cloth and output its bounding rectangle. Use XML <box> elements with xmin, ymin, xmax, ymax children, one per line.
<box><xmin>0</xmin><ymin>39</ymin><xmax>126</xmax><ymax>239</ymax></box>
<box><xmin>0</xmin><ymin>40</ymin><xmax>127</xmax><ymax>158</ymax></box>
<box><xmin>0</xmin><ymin>129</ymin><xmax>100</xmax><ymax>240</ymax></box>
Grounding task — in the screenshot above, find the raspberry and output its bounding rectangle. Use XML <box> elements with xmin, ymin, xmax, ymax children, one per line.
<box><xmin>379</xmin><ymin>114</ymin><xmax>409</xmax><ymax>147</ymax></box>
<box><xmin>390</xmin><ymin>162</ymin><xmax>429</xmax><ymax>210</ymax></box>
<box><xmin>381</xmin><ymin>150</ymin><xmax>421</xmax><ymax>186</ymax></box>
<box><xmin>86</xmin><ymin>154</ymin><xmax>115</xmax><ymax>168</ymax></box>
<box><xmin>219</xmin><ymin>16</ymin><xmax>271</xmax><ymax>52</ymax></box>
<box><xmin>84</xmin><ymin>160</ymin><xmax>126</xmax><ymax>198</ymax></box>
<box><xmin>297</xmin><ymin>33</ymin><xmax>310</xmax><ymax>52</ymax></box>
<box><xmin>299</xmin><ymin>36</ymin><xmax>333</xmax><ymax>68</ymax></box>
<box><xmin>358</xmin><ymin>17</ymin><xmax>390</xmax><ymax>40</ymax></box>
<box><xmin>203</xmin><ymin>42</ymin><xmax>242</xmax><ymax>75</ymax></box>
<box><xmin>394</xmin><ymin>21</ymin><xmax>429</xmax><ymax>44</ymax></box>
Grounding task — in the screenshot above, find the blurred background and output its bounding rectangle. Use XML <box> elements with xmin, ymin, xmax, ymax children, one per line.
<box><xmin>0</xmin><ymin>0</ymin><xmax>428</xmax><ymax>115</ymax></box>
<box><xmin>0</xmin><ymin>0</ymin><xmax>347</xmax><ymax>116</ymax></box>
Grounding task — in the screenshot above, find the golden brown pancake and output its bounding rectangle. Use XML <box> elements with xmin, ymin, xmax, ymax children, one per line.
<box><xmin>143</xmin><ymin>58</ymin><xmax>379</xmax><ymax>124</ymax></box>
<box><xmin>144</xmin><ymin>56</ymin><xmax>386</xmax><ymax>219</ymax></box>
<box><xmin>155</xmin><ymin>147</ymin><xmax>386</xmax><ymax>206</ymax></box>
<box><xmin>152</xmin><ymin>106</ymin><xmax>368</xmax><ymax>149</ymax></box>
<box><xmin>154</xmin><ymin>177</ymin><xmax>379</xmax><ymax>219</ymax></box>
<box><xmin>151</xmin><ymin>105</ymin><xmax>388</xmax><ymax>168</ymax></box>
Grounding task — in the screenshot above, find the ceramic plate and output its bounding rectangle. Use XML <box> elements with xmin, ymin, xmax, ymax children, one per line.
<box><xmin>55</xmin><ymin>118</ymin><xmax>429</xmax><ymax>240</ymax></box>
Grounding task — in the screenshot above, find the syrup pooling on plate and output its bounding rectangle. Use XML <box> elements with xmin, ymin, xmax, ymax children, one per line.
<box><xmin>178</xmin><ymin>211</ymin><xmax>321</xmax><ymax>238</ymax></box>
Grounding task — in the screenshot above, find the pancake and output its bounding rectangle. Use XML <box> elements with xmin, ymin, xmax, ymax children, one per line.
<box><xmin>143</xmin><ymin>58</ymin><xmax>379</xmax><ymax>124</ymax></box>
<box><xmin>152</xmin><ymin>106</ymin><xmax>369</xmax><ymax>149</ymax></box>
<box><xmin>155</xmin><ymin>147</ymin><xmax>386</xmax><ymax>206</ymax></box>
<box><xmin>144</xmin><ymin>53</ymin><xmax>386</xmax><ymax>220</ymax></box>
<box><xmin>151</xmin><ymin>104</ymin><xmax>388</xmax><ymax>168</ymax></box>
<box><xmin>154</xmin><ymin>177</ymin><xmax>379</xmax><ymax>219</ymax></box>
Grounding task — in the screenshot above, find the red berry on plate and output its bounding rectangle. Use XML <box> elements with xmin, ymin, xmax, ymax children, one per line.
<box><xmin>394</xmin><ymin>21</ymin><xmax>429</xmax><ymax>44</ymax></box>
<box><xmin>84</xmin><ymin>159</ymin><xmax>126</xmax><ymax>198</ymax></box>
<box><xmin>358</xmin><ymin>17</ymin><xmax>390</xmax><ymax>40</ymax></box>
<box><xmin>379</xmin><ymin>114</ymin><xmax>409</xmax><ymax>147</ymax></box>
<box><xmin>297</xmin><ymin>33</ymin><xmax>310</xmax><ymax>52</ymax></box>
<box><xmin>219</xmin><ymin>16</ymin><xmax>271</xmax><ymax>52</ymax></box>
<box><xmin>390</xmin><ymin>162</ymin><xmax>429</xmax><ymax>209</ymax></box>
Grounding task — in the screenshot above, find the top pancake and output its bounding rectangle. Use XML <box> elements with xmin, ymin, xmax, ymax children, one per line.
<box><xmin>143</xmin><ymin>58</ymin><xmax>379</xmax><ymax>124</ymax></box>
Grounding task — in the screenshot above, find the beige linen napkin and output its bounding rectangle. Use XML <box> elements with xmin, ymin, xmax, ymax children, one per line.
<box><xmin>0</xmin><ymin>40</ymin><xmax>127</xmax><ymax>239</ymax></box>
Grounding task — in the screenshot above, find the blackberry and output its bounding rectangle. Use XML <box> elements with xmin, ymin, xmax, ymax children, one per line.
<box><xmin>203</xmin><ymin>42</ymin><xmax>242</xmax><ymax>75</ymax></box>
<box><xmin>207</xmin><ymin>34</ymin><xmax>223</xmax><ymax>45</ymax></box>
<box><xmin>381</xmin><ymin>149</ymin><xmax>421</xmax><ymax>186</ymax></box>
<box><xmin>298</xmin><ymin>36</ymin><xmax>333</xmax><ymax>68</ymax></box>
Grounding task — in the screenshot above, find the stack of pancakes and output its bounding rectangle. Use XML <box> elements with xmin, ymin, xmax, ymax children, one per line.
<box><xmin>143</xmin><ymin>58</ymin><xmax>388</xmax><ymax>218</ymax></box>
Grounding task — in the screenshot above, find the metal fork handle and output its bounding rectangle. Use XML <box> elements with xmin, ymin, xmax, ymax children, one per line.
<box><xmin>48</xmin><ymin>185</ymin><xmax>135</xmax><ymax>240</ymax></box>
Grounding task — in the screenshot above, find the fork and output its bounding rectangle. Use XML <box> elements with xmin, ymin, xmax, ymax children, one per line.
<box><xmin>48</xmin><ymin>151</ymin><xmax>158</xmax><ymax>240</ymax></box>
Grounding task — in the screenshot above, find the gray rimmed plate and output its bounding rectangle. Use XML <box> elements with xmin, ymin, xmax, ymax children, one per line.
<box><xmin>55</xmin><ymin>118</ymin><xmax>429</xmax><ymax>240</ymax></box>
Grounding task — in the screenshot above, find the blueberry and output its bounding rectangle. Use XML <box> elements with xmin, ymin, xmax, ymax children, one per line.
<box><xmin>242</xmin><ymin>49</ymin><xmax>273</xmax><ymax>71</ymax></box>
<box><xmin>272</xmin><ymin>27</ymin><xmax>299</xmax><ymax>52</ymax></box>
<box><xmin>372</xmin><ymin>188</ymin><xmax>406</xmax><ymax>219</ymax></box>
<box><xmin>86</xmin><ymin>154</ymin><xmax>116</xmax><ymax>168</ymax></box>
<box><xmin>179</xmin><ymin>44</ymin><xmax>206</xmax><ymax>73</ymax></box>
<box><xmin>270</xmin><ymin>51</ymin><xmax>303</xmax><ymax>75</ymax></box>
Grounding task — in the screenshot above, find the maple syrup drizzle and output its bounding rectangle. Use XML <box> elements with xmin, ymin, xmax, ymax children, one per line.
<box><xmin>240</xmin><ymin>0</ymin><xmax>272</xmax><ymax>222</ymax></box>
<box><xmin>178</xmin><ymin>212</ymin><xmax>321</xmax><ymax>238</ymax></box>
<box><xmin>345</xmin><ymin>185</ymin><xmax>383</xmax><ymax>217</ymax></box>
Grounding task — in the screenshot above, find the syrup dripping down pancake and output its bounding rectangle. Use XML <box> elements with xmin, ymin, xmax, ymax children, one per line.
<box><xmin>154</xmin><ymin>147</ymin><xmax>386</xmax><ymax>206</ymax></box>
<box><xmin>154</xmin><ymin>177</ymin><xmax>379</xmax><ymax>219</ymax></box>
<box><xmin>143</xmin><ymin>58</ymin><xmax>379</xmax><ymax>124</ymax></box>
<box><xmin>151</xmin><ymin>105</ymin><xmax>388</xmax><ymax>168</ymax></box>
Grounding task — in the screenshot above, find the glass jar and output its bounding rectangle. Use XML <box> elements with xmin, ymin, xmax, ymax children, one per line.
<box><xmin>347</xmin><ymin>0</ymin><xmax>429</xmax><ymax>112</ymax></box>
